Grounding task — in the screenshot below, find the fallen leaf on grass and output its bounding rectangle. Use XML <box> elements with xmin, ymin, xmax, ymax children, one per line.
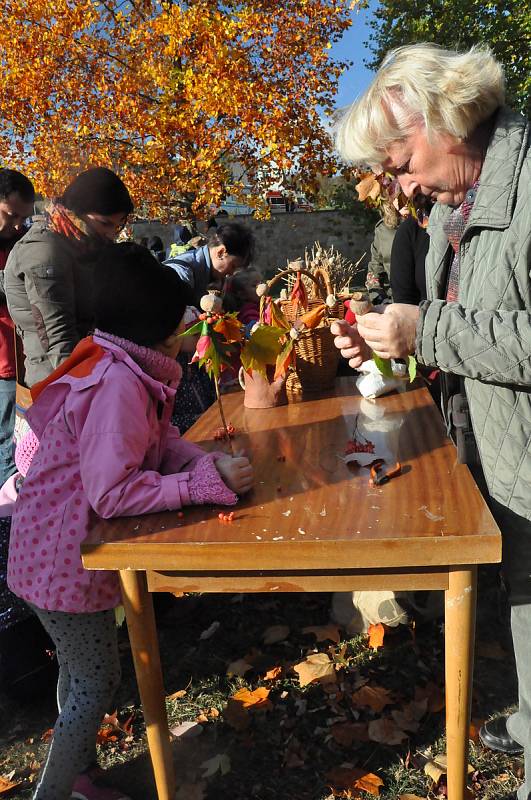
<box><xmin>263</xmin><ymin>666</ymin><xmax>283</xmax><ymax>681</ymax></box>
<box><xmin>226</xmin><ymin>658</ymin><xmax>253</xmax><ymax>677</ymax></box>
<box><xmin>399</xmin><ymin>795</ymin><xmax>427</xmax><ymax>799</ymax></box>
<box><xmin>367</xmin><ymin>623</ymin><xmax>385</xmax><ymax>650</ymax></box>
<box><xmin>170</xmin><ymin>721</ymin><xmax>203</xmax><ymax>739</ymax></box>
<box><xmin>200</xmin><ymin>753</ymin><xmax>231</xmax><ymax>778</ymax></box>
<box><xmin>41</xmin><ymin>728</ymin><xmax>53</xmax><ymax>742</ymax></box>
<box><xmin>423</xmin><ymin>753</ymin><xmax>474</xmax><ymax>785</ymax></box>
<box><xmin>262</xmin><ymin>624</ymin><xmax>290</xmax><ymax>644</ymax></box>
<box><xmin>331</xmin><ymin>722</ymin><xmax>370</xmax><ymax>746</ymax></box>
<box><xmin>294</xmin><ymin>652</ymin><xmax>337</xmax><ymax>687</ymax></box>
<box><xmin>302</xmin><ymin>624</ymin><xmax>341</xmax><ymax>644</ymax></box>
<box><xmin>469</xmin><ymin>717</ymin><xmax>485</xmax><ymax>742</ymax></box>
<box><xmin>0</xmin><ymin>774</ymin><xmax>22</xmax><ymax>795</ymax></box>
<box><xmin>391</xmin><ymin>698</ymin><xmax>428</xmax><ymax>732</ymax></box>
<box><xmin>167</xmin><ymin>689</ymin><xmax>187</xmax><ymax>702</ymax></box>
<box><xmin>326</xmin><ymin>766</ymin><xmax>384</xmax><ymax>796</ymax></box>
<box><xmin>368</xmin><ymin>717</ymin><xmax>408</xmax><ymax>745</ymax></box>
<box><xmin>351</xmin><ymin>685</ymin><xmax>393</xmax><ymax>712</ymax></box>
<box><xmin>175</xmin><ymin>781</ymin><xmax>207</xmax><ymax>800</ymax></box>
<box><xmin>231</xmin><ymin>687</ymin><xmax>271</xmax><ymax>709</ymax></box>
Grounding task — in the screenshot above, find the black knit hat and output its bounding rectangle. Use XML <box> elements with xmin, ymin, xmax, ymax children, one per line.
<box><xmin>60</xmin><ymin>167</ymin><xmax>134</xmax><ymax>216</ymax></box>
<box><xmin>94</xmin><ymin>243</ymin><xmax>193</xmax><ymax>347</ymax></box>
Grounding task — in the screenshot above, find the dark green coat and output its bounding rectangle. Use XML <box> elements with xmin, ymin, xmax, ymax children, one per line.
<box><xmin>416</xmin><ymin>107</ymin><xmax>530</xmax><ymax>520</ymax></box>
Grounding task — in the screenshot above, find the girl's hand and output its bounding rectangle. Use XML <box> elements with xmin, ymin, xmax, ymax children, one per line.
<box><xmin>216</xmin><ymin>455</ymin><xmax>254</xmax><ymax>495</ymax></box>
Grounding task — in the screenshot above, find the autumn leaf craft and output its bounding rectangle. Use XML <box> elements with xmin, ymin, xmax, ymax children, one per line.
<box><xmin>241</xmin><ymin>265</ymin><xmax>338</xmax><ymax>381</ymax></box>
<box><xmin>183</xmin><ymin>293</ymin><xmax>244</xmax><ymax>453</ymax></box>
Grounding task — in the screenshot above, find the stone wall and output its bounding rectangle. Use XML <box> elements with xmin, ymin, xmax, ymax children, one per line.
<box><xmin>133</xmin><ymin>210</ymin><xmax>373</xmax><ymax>283</ymax></box>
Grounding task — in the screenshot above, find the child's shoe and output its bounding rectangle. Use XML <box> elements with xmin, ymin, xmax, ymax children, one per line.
<box><xmin>71</xmin><ymin>773</ymin><xmax>132</xmax><ymax>800</ymax></box>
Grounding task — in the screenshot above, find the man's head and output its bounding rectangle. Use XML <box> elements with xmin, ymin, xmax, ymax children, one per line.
<box><xmin>0</xmin><ymin>169</ymin><xmax>35</xmax><ymax>240</ymax></box>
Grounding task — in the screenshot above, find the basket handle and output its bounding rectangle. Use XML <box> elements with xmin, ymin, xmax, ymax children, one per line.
<box><xmin>266</xmin><ymin>267</ymin><xmax>328</xmax><ymax>300</ymax></box>
<box><xmin>309</xmin><ymin>267</ymin><xmax>333</xmax><ymax>299</ymax></box>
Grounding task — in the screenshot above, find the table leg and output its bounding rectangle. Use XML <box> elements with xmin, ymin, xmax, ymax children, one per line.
<box><xmin>445</xmin><ymin>566</ymin><xmax>477</xmax><ymax>800</ymax></box>
<box><xmin>119</xmin><ymin>570</ymin><xmax>175</xmax><ymax>800</ymax></box>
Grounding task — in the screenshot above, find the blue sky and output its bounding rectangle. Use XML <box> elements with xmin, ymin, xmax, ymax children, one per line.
<box><xmin>331</xmin><ymin>1</ymin><xmax>379</xmax><ymax>111</ymax></box>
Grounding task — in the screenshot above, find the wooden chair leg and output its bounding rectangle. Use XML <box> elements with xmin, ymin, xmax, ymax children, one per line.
<box><xmin>445</xmin><ymin>566</ymin><xmax>477</xmax><ymax>800</ymax></box>
<box><xmin>119</xmin><ymin>570</ymin><xmax>175</xmax><ymax>800</ymax></box>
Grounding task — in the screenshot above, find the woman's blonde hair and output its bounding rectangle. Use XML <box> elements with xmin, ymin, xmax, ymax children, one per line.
<box><xmin>336</xmin><ymin>43</ymin><xmax>505</xmax><ymax>168</ymax></box>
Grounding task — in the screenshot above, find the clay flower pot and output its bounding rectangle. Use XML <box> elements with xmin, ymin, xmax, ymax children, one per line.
<box><xmin>239</xmin><ymin>367</ymin><xmax>288</xmax><ymax>409</ymax></box>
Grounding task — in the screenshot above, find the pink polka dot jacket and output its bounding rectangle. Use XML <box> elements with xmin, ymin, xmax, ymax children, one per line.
<box><xmin>8</xmin><ymin>332</ymin><xmax>237</xmax><ymax>613</ymax></box>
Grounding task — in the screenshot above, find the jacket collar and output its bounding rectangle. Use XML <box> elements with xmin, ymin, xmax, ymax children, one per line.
<box><xmin>468</xmin><ymin>107</ymin><xmax>529</xmax><ymax>230</ymax></box>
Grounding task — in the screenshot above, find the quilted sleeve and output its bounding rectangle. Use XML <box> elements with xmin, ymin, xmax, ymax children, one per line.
<box><xmin>416</xmin><ymin>300</ymin><xmax>531</xmax><ymax>386</ymax></box>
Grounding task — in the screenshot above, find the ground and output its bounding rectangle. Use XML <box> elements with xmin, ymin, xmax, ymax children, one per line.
<box><xmin>0</xmin><ymin>569</ymin><xmax>523</xmax><ymax>799</ymax></box>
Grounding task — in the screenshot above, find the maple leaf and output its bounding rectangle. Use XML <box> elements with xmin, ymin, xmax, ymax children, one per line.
<box><xmin>200</xmin><ymin>753</ymin><xmax>231</xmax><ymax>778</ymax></box>
<box><xmin>302</xmin><ymin>623</ymin><xmax>341</xmax><ymax>644</ymax></box>
<box><xmin>326</xmin><ymin>767</ymin><xmax>384</xmax><ymax>796</ymax></box>
<box><xmin>231</xmin><ymin>686</ymin><xmax>271</xmax><ymax>709</ymax></box>
<box><xmin>367</xmin><ymin>622</ymin><xmax>385</xmax><ymax>650</ymax></box>
<box><xmin>241</xmin><ymin>325</ymin><xmax>285</xmax><ymax>377</ymax></box>
<box><xmin>0</xmin><ymin>774</ymin><xmax>21</xmax><ymax>795</ymax></box>
<box><xmin>355</xmin><ymin>173</ymin><xmax>381</xmax><ymax>202</ymax></box>
<box><xmin>213</xmin><ymin>314</ymin><xmax>243</xmax><ymax>343</ymax></box>
<box><xmin>293</xmin><ymin>652</ymin><xmax>337</xmax><ymax>687</ymax></box>
<box><xmin>391</xmin><ymin>698</ymin><xmax>428</xmax><ymax>732</ymax></box>
<box><xmin>331</xmin><ymin>721</ymin><xmax>370</xmax><ymax>746</ymax></box>
<box><xmin>368</xmin><ymin>717</ymin><xmax>408</xmax><ymax>745</ymax></box>
<box><xmin>262</xmin><ymin>624</ymin><xmax>290</xmax><ymax>645</ymax></box>
<box><xmin>351</xmin><ymin>685</ymin><xmax>393</xmax><ymax>712</ymax></box>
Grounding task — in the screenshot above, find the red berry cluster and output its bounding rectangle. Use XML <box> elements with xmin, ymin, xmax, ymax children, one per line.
<box><xmin>199</xmin><ymin>313</ymin><xmax>222</xmax><ymax>323</ymax></box>
<box><xmin>344</xmin><ymin>438</ymin><xmax>375</xmax><ymax>455</ymax></box>
<box><xmin>213</xmin><ymin>423</ymin><xmax>236</xmax><ymax>441</ymax></box>
<box><xmin>218</xmin><ymin>511</ymin><xmax>235</xmax><ymax>524</ymax></box>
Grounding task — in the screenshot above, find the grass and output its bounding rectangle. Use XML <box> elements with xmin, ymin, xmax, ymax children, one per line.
<box><xmin>0</xmin><ymin>570</ymin><xmax>523</xmax><ymax>799</ymax></box>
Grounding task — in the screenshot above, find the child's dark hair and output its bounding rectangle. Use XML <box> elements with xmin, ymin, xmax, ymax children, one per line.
<box><xmin>0</xmin><ymin>168</ymin><xmax>35</xmax><ymax>203</ymax></box>
<box><xmin>94</xmin><ymin>243</ymin><xmax>193</xmax><ymax>347</ymax></box>
<box><xmin>206</xmin><ymin>221</ymin><xmax>255</xmax><ymax>267</ymax></box>
<box><xmin>61</xmin><ymin>167</ymin><xmax>134</xmax><ymax>217</ymax></box>
<box><xmin>223</xmin><ymin>268</ymin><xmax>263</xmax><ymax>312</ymax></box>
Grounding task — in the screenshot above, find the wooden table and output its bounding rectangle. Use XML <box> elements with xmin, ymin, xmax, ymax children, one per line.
<box><xmin>82</xmin><ymin>379</ymin><xmax>501</xmax><ymax>800</ymax></box>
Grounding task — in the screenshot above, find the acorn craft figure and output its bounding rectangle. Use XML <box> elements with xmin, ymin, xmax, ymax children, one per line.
<box><xmin>183</xmin><ymin>292</ymin><xmax>244</xmax><ymax>455</ymax></box>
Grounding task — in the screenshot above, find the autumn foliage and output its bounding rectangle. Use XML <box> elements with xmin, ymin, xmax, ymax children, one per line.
<box><xmin>0</xmin><ymin>0</ymin><xmax>356</xmax><ymax>218</ymax></box>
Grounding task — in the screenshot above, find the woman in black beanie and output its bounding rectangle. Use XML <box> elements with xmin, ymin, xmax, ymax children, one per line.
<box><xmin>5</xmin><ymin>167</ymin><xmax>134</xmax><ymax>387</ymax></box>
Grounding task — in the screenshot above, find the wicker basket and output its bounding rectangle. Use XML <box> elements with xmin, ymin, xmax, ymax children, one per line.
<box><xmin>262</xmin><ymin>267</ymin><xmax>340</xmax><ymax>395</ymax></box>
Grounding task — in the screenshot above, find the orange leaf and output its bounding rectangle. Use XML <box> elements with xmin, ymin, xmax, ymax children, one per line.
<box><xmin>41</xmin><ymin>728</ymin><xmax>54</xmax><ymax>742</ymax></box>
<box><xmin>297</xmin><ymin>303</ymin><xmax>326</xmax><ymax>330</ymax></box>
<box><xmin>368</xmin><ymin>717</ymin><xmax>408</xmax><ymax>745</ymax></box>
<box><xmin>230</xmin><ymin>686</ymin><xmax>271</xmax><ymax>709</ymax></box>
<box><xmin>351</xmin><ymin>684</ymin><xmax>393</xmax><ymax>712</ymax></box>
<box><xmin>293</xmin><ymin>652</ymin><xmax>337</xmax><ymax>687</ymax></box>
<box><xmin>367</xmin><ymin>622</ymin><xmax>385</xmax><ymax>650</ymax></box>
<box><xmin>290</xmin><ymin>271</ymin><xmax>308</xmax><ymax>310</ymax></box>
<box><xmin>213</xmin><ymin>315</ymin><xmax>243</xmax><ymax>343</ymax></box>
<box><xmin>263</xmin><ymin>666</ymin><xmax>283</xmax><ymax>681</ymax></box>
<box><xmin>326</xmin><ymin>767</ymin><xmax>383</xmax><ymax>796</ymax></box>
<box><xmin>0</xmin><ymin>775</ymin><xmax>21</xmax><ymax>795</ymax></box>
<box><xmin>355</xmin><ymin>173</ymin><xmax>381</xmax><ymax>202</ymax></box>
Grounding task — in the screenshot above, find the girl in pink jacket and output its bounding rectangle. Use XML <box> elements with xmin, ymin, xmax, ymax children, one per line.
<box><xmin>8</xmin><ymin>244</ymin><xmax>253</xmax><ymax>800</ymax></box>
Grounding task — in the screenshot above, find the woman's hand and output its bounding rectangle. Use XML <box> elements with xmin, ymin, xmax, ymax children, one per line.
<box><xmin>331</xmin><ymin>319</ymin><xmax>371</xmax><ymax>369</ymax></box>
<box><xmin>216</xmin><ymin>455</ymin><xmax>254</xmax><ymax>495</ymax></box>
<box><xmin>356</xmin><ymin>304</ymin><xmax>420</xmax><ymax>359</ymax></box>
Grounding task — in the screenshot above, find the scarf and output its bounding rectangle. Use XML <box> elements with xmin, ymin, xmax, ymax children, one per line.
<box><xmin>443</xmin><ymin>181</ymin><xmax>479</xmax><ymax>302</ymax></box>
<box><xmin>46</xmin><ymin>201</ymin><xmax>93</xmax><ymax>245</ymax></box>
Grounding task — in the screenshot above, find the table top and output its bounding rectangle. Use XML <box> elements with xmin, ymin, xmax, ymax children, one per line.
<box><xmin>82</xmin><ymin>379</ymin><xmax>501</xmax><ymax>572</ymax></box>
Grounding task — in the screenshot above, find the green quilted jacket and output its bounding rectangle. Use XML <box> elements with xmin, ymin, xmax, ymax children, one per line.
<box><xmin>416</xmin><ymin>107</ymin><xmax>530</xmax><ymax>520</ymax></box>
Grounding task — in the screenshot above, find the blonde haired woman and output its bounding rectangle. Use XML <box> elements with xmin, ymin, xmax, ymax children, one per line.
<box><xmin>332</xmin><ymin>43</ymin><xmax>530</xmax><ymax>800</ymax></box>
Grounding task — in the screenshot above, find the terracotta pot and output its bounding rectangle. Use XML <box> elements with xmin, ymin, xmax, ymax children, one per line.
<box><xmin>240</xmin><ymin>367</ymin><xmax>288</xmax><ymax>408</ymax></box>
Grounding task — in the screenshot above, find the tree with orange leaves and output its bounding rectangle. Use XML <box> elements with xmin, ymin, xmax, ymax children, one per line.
<box><xmin>0</xmin><ymin>1</ymin><xmax>357</xmax><ymax>219</ymax></box>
